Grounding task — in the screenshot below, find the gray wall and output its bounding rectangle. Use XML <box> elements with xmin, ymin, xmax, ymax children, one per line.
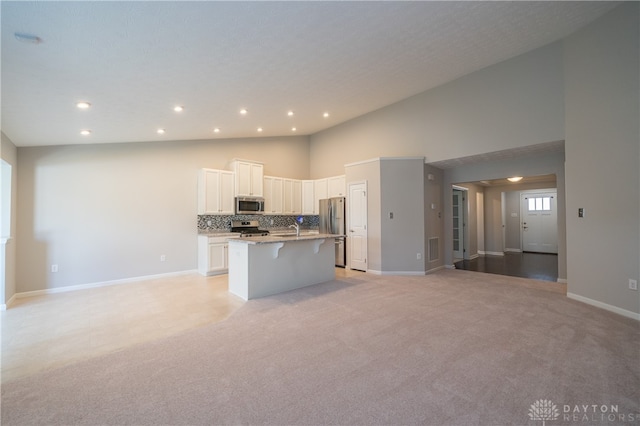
<box><xmin>564</xmin><ymin>3</ymin><xmax>639</xmax><ymax>314</ymax></box>
<box><xmin>17</xmin><ymin>136</ymin><xmax>310</xmax><ymax>292</ymax></box>
<box><xmin>1</xmin><ymin>132</ymin><xmax>18</xmax><ymax>303</ymax></box>
<box><xmin>310</xmin><ymin>42</ymin><xmax>564</xmax><ymax>178</ymax></box>
<box><xmin>379</xmin><ymin>158</ymin><xmax>425</xmax><ymax>273</ymax></box>
<box><xmin>424</xmin><ymin>165</ymin><xmax>444</xmax><ymax>271</ymax></box>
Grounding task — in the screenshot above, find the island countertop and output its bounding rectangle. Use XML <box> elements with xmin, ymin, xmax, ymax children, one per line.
<box><xmin>228</xmin><ymin>233</ymin><xmax>343</xmax><ymax>245</ymax></box>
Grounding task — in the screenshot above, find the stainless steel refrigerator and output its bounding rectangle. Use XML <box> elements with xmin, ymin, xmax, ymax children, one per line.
<box><xmin>319</xmin><ymin>197</ymin><xmax>346</xmax><ymax>267</ymax></box>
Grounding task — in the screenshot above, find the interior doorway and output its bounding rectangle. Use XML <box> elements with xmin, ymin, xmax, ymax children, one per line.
<box><xmin>452</xmin><ymin>187</ymin><xmax>467</xmax><ymax>261</ymax></box>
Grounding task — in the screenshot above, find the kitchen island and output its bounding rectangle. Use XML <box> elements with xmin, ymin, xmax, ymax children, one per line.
<box><xmin>228</xmin><ymin>233</ymin><xmax>339</xmax><ymax>300</ymax></box>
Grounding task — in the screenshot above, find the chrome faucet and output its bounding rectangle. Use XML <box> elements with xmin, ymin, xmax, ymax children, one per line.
<box><xmin>289</xmin><ymin>223</ymin><xmax>300</xmax><ymax>237</ymax></box>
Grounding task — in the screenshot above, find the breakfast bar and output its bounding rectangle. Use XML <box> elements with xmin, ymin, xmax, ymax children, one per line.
<box><xmin>227</xmin><ymin>234</ymin><xmax>338</xmax><ymax>300</ymax></box>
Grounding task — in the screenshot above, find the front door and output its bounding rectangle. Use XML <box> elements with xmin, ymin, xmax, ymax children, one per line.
<box><xmin>348</xmin><ymin>181</ymin><xmax>367</xmax><ymax>271</ymax></box>
<box><xmin>521</xmin><ymin>190</ymin><xmax>558</xmax><ymax>254</ymax></box>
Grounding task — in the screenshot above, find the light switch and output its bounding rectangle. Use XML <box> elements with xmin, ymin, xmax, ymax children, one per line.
<box><xmin>578</xmin><ymin>208</ymin><xmax>585</xmax><ymax>218</ymax></box>
<box><xmin>389</xmin><ymin>212</ymin><xmax>394</xmax><ymax>219</ymax></box>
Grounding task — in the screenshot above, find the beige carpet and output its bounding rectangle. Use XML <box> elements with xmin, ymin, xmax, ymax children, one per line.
<box><xmin>2</xmin><ymin>270</ymin><xmax>639</xmax><ymax>425</ymax></box>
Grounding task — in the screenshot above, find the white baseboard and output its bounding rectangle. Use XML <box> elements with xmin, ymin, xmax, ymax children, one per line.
<box><xmin>557</xmin><ymin>278</ymin><xmax>567</xmax><ymax>284</ymax></box>
<box><xmin>425</xmin><ymin>265</ymin><xmax>446</xmax><ymax>274</ymax></box>
<box><xmin>0</xmin><ymin>293</ymin><xmax>17</xmax><ymax>311</ymax></box>
<box><xmin>445</xmin><ymin>264</ymin><xmax>456</xmax><ymax>269</ymax></box>
<box><xmin>13</xmin><ymin>270</ymin><xmax>198</xmax><ymax>301</ymax></box>
<box><xmin>567</xmin><ymin>292</ymin><xmax>639</xmax><ymax>321</ymax></box>
<box><xmin>483</xmin><ymin>251</ymin><xmax>505</xmax><ymax>257</ymax></box>
<box><xmin>504</xmin><ymin>248</ymin><xmax>522</xmax><ymax>253</ymax></box>
<box><xmin>468</xmin><ymin>254</ymin><xmax>479</xmax><ymax>260</ymax></box>
<box><xmin>367</xmin><ymin>269</ymin><xmax>426</xmax><ymax>276</ymax></box>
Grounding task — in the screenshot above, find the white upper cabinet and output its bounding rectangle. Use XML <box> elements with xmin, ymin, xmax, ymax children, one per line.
<box><xmin>301</xmin><ymin>180</ymin><xmax>315</xmax><ymax>215</ymax></box>
<box><xmin>314</xmin><ymin>179</ymin><xmax>328</xmax><ymax>214</ymax></box>
<box><xmin>263</xmin><ymin>176</ymin><xmax>283</xmax><ymax>215</ymax></box>
<box><xmin>283</xmin><ymin>178</ymin><xmax>302</xmax><ymax>214</ymax></box>
<box><xmin>327</xmin><ymin>175</ymin><xmax>346</xmax><ymax>197</ymax></box>
<box><xmin>233</xmin><ymin>160</ymin><xmax>263</xmax><ymax>197</ymax></box>
<box><xmin>198</xmin><ymin>168</ymin><xmax>235</xmax><ymax>215</ymax></box>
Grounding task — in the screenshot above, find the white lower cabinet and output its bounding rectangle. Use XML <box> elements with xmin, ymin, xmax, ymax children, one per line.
<box><xmin>198</xmin><ymin>235</ymin><xmax>234</xmax><ymax>276</ymax></box>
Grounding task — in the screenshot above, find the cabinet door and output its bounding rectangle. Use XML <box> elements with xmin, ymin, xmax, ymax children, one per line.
<box><xmin>271</xmin><ymin>177</ymin><xmax>283</xmax><ymax>214</ymax></box>
<box><xmin>219</xmin><ymin>171</ymin><xmax>235</xmax><ymax>214</ymax></box>
<box><xmin>302</xmin><ymin>180</ymin><xmax>315</xmax><ymax>215</ymax></box>
<box><xmin>209</xmin><ymin>243</ymin><xmax>227</xmax><ymax>272</ymax></box>
<box><xmin>314</xmin><ymin>179</ymin><xmax>328</xmax><ymax>214</ymax></box>
<box><xmin>235</xmin><ymin>162</ymin><xmax>253</xmax><ymax>196</ymax></box>
<box><xmin>292</xmin><ymin>180</ymin><xmax>302</xmax><ymax>214</ymax></box>
<box><xmin>283</xmin><ymin>179</ymin><xmax>293</xmax><ymax>213</ymax></box>
<box><xmin>250</xmin><ymin>163</ymin><xmax>264</xmax><ymax>196</ymax></box>
<box><xmin>198</xmin><ymin>169</ymin><xmax>222</xmax><ymax>214</ymax></box>
<box><xmin>328</xmin><ymin>175</ymin><xmax>346</xmax><ymax>197</ymax></box>
<box><xmin>263</xmin><ymin>176</ymin><xmax>274</xmax><ymax>213</ymax></box>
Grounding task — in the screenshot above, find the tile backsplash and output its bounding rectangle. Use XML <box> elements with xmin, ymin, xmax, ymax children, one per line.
<box><xmin>198</xmin><ymin>215</ymin><xmax>319</xmax><ymax>232</ymax></box>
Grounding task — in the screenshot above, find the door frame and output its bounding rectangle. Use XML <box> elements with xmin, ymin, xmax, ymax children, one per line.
<box><xmin>452</xmin><ymin>185</ymin><xmax>469</xmax><ymax>261</ymax></box>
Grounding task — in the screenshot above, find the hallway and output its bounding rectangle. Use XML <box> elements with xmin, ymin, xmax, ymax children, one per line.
<box><xmin>454</xmin><ymin>252</ymin><xmax>558</xmax><ymax>282</ymax></box>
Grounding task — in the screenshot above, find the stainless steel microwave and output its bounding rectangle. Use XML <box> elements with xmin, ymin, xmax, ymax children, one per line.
<box><xmin>235</xmin><ymin>196</ymin><xmax>265</xmax><ymax>215</ymax></box>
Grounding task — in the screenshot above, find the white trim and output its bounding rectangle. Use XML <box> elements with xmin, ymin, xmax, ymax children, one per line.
<box><xmin>344</xmin><ymin>156</ymin><xmax>425</xmax><ymax>168</ymax></box>
<box><xmin>425</xmin><ymin>265</ymin><xmax>446</xmax><ymax>274</ymax></box>
<box><xmin>557</xmin><ymin>278</ymin><xmax>567</xmax><ymax>284</ymax></box>
<box><xmin>13</xmin><ymin>270</ymin><xmax>198</xmax><ymax>301</ymax></box>
<box><xmin>445</xmin><ymin>264</ymin><xmax>456</xmax><ymax>269</ymax></box>
<box><xmin>367</xmin><ymin>269</ymin><xmax>426</xmax><ymax>276</ymax></box>
<box><xmin>504</xmin><ymin>248</ymin><xmax>522</xmax><ymax>253</ymax></box>
<box><xmin>468</xmin><ymin>253</ymin><xmax>479</xmax><ymax>260</ymax></box>
<box><xmin>483</xmin><ymin>251</ymin><xmax>505</xmax><ymax>256</ymax></box>
<box><xmin>567</xmin><ymin>292</ymin><xmax>639</xmax><ymax>321</ymax></box>
<box><xmin>0</xmin><ymin>237</ymin><xmax>11</xmax><ymax>245</ymax></box>
<box><xmin>1</xmin><ymin>293</ymin><xmax>17</xmax><ymax>311</ymax></box>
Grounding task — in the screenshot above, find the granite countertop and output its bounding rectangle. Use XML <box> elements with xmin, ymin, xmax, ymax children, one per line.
<box><xmin>228</xmin><ymin>233</ymin><xmax>343</xmax><ymax>245</ymax></box>
<box><xmin>198</xmin><ymin>231</ymin><xmax>241</xmax><ymax>237</ymax></box>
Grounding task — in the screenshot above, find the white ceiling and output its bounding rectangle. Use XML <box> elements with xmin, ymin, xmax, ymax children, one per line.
<box><xmin>1</xmin><ymin>1</ymin><xmax>619</xmax><ymax>147</ymax></box>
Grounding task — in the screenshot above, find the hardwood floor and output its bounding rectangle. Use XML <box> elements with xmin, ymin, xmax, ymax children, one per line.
<box><xmin>454</xmin><ymin>251</ymin><xmax>558</xmax><ymax>282</ymax></box>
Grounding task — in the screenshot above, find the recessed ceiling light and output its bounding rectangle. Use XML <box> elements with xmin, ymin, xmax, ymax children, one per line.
<box><xmin>291</xmin><ymin>127</ymin><xmax>297</xmax><ymax>132</ymax></box>
<box><xmin>287</xmin><ymin>111</ymin><xmax>294</xmax><ymax>117</ymax></box>
<box><xmin>14</xmin><ymin>32</ymin><xmax>43</xmax><ymax>44</ymax></box>
<box><xmin>157</xmin><ymin>129</ymin><xmax>166</xmax><ymax>134</ymax></box>
<box><xmin>76</xmin><ymin>102</ymin><xmax>91</xmax><ymax>109</ymax></box>
<box><xmin>174</xmin><ymin>105</ymin><xmax>184</xmax><ymax>112</ymax></box>
<box><xmin>507</xmin><ymin>176</ymin><xmax>523</xmax><ymax>182</ymax></box>
<box><xmin>80</xmin><ymin>129</ymin><xmax>91</xmax><ymax>136</ymax></box>
<box><xmin>240</xmin><ymin>108</ymin><xmax>248</xmax><ymax>115</ymax></box>
<box><xmin>213</xmin><ymin>128</ymin><xmax>221</xmax><ymax>133</ymax></box>
<box><xmin>257</xmin><ymin>127</ymin><xmax>263</xmax><ymax>132</ymax></box>
<box><xmin>323</xmin><ymin>112</ymin><xmax>330</xmax><ymax>118</ymax></box>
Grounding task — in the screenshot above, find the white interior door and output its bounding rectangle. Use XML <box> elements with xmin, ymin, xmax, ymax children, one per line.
<box><xmin>452</xmin><ymin>189</ymin><xmax>465</xmax><ymax>260</ymax></box>
<box><xmin>521</xmin><ymin>191</ymin><xmax>558</xmax><ymax>254</ymax></box>
<box><xmin>348</xmin><ymin>181</ymin><xmax>367</xmax><ymax>271</ymax></box>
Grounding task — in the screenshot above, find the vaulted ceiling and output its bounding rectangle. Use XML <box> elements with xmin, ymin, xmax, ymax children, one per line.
<box><xmin>1</xmin><ymin>1</ymin><xmax>619</xmax><ymax>147</ymax></box>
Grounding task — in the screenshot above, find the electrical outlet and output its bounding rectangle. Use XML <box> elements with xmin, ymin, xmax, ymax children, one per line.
<box><xmin>629</xmin><ymin>279</ymin><xmax>638</xmax><ymax>291</ymax></box>
<box><xmin>417</xmin><ymin>253</ymin><xmax>422</xmax><ymax>260</ymax></box>
<box><xmin>389</xmin><ymin>212</ymin><xmax>394</xmax><ymax>219</ymax></box>
<box><xmin>51</xmin><ymin>264</ymin><xmax>58</xmax><ymax>273</ymax></box>
<box><xmin>207</xmin><ymin>220</ymin><xmax>212</xmax><ymax>226</ymax></box>
<box><xmin>160</xmin><ymin>255</ymin><xmax>166</xmax><ymax>262</ymax></box>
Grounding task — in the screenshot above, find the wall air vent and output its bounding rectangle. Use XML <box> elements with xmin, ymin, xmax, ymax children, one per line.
<box><xmin>428</xmin><ymin>237</ymin><xmax>439</xmax><ymax>262</ymax></box>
